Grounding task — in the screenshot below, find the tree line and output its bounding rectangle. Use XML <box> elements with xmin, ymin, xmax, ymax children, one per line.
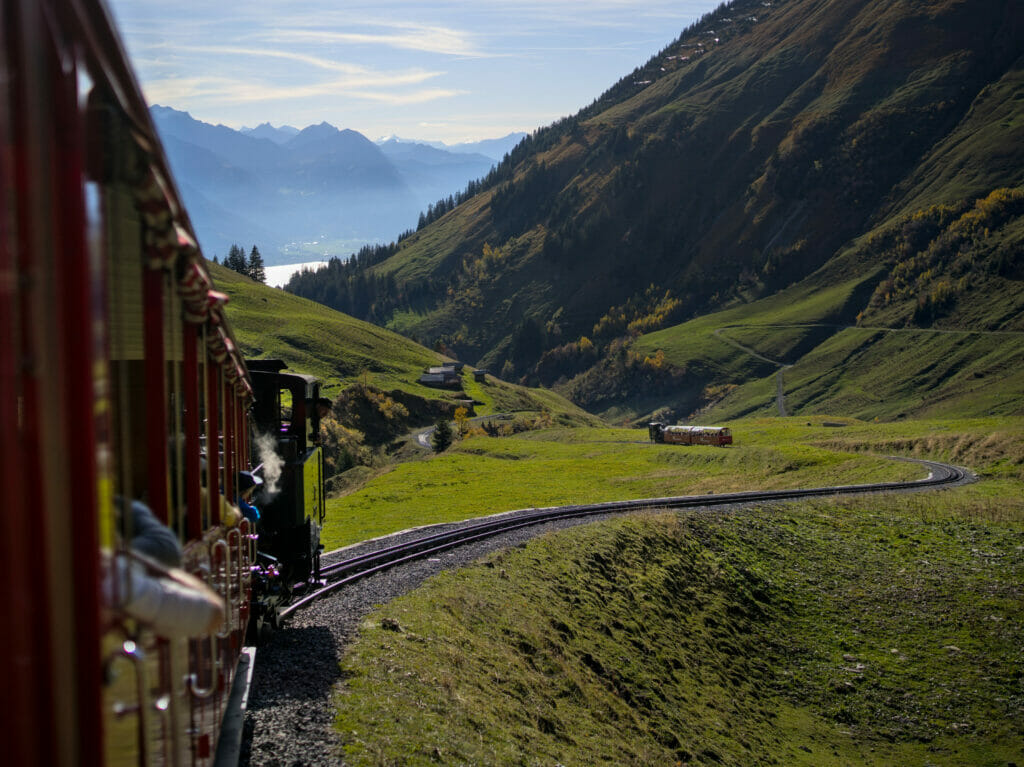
<box><xmin>215</xmin><ymin>244</ymin><xmax>266</xmax><ymax>283</ymax></box>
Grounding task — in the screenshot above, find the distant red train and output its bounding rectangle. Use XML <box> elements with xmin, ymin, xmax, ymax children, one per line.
<box><xmin>648</xmin><ymin>423</ymin><xmax>734</xmax><ymax>446</ymax></box>
<box><xmin>1</xmin><ymin>0</ymin><xmax>320</xmax><ymax>763</ymax></box>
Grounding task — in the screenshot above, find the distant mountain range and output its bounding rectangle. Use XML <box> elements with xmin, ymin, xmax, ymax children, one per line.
<box><xmin>150</xmin><ymin>105</ymin><xmax>525</xmax><ymax>264</ymax></box>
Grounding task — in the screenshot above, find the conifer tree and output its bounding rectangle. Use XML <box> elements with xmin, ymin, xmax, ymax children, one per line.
<box><xmin>431</xmin><ymin>418</ymin><xmax>453</xmax><ymax>452</ymax></box>
<box><xmin>247</xmin><ymin>245</ymin><xmax>266</xmax><ymax>283</ymax></box>
<box><xmin>224</xmin><ymin>244</ymin><xmax>247</xmax><ymax>274</ymax></box>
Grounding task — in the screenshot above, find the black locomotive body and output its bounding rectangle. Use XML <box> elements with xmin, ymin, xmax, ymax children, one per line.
<box><xmin>247</xmin><ymin>360</ymin><xmax>326</xmax><ymax>633</ymax></box>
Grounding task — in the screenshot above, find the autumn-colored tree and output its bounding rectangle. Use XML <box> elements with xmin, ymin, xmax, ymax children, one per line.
<box><xmin>454</xmin><ymin>406</ymin><xmax>469</xmax><ymax>437</ymax></box>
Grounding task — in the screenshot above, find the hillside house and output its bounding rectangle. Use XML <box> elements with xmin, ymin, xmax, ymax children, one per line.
<box><xmin>419</xmin><ymin>364</ymin><xmax>461</xmax><ymax>388</ymax></box>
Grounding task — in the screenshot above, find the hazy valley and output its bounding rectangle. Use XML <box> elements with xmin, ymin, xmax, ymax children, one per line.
<box><xmin>151</xmin><ymin>104</ymin><xmax>524</xmax><ymax>265</ymax></box>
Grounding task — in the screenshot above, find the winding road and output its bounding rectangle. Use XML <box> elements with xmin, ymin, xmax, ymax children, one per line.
<box><xmin>415</xmin><ymin>412</ymin><xmax>514</xmax><ymax>448</ymax></box>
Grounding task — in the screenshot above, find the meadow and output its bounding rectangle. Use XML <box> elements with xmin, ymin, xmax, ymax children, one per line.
<box><xmin>321</xmin><ymin>417</ymin><xmax>937</xmax><ymax>550</ymax></box>
<box><xmin>333</xmin><ymin>417</ymin><xmax>1024</xmax><ymax>765</ymax></box>
<box><xmin>322</xmin><ymin>415</ymin><xmax>1022</xmax><ymax>549</ymax></box>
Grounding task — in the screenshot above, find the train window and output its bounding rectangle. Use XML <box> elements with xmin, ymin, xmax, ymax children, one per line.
<box><xmin>279</xmin><ymin>387</ymin><xmax>293</xmax><ymax>428</ymax></box>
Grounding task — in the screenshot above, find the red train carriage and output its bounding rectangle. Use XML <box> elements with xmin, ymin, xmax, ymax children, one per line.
<box><xmin>648</xmin><ymin>423</ymin><xmax>734</xmax><ymax>446</ymax></box>
<box><xmin>1</xmin><ymin>0</ymin><xmax>258</xmax><ymax>763</ymax></box>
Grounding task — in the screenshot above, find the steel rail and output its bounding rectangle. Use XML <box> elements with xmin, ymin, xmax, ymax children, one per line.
<box><xmin>280</xmin><ymin>457</ymin><xmax>970</xmax><ymax>619</ymax></box>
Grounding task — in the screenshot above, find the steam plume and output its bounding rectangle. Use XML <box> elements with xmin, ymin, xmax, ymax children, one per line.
<box><xmin>255</xmin><ymin>431</ymin><xmax>284</xmax><ymax>498</ymax></box>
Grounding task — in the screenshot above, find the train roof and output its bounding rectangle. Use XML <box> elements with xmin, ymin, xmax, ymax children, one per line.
<box><xmin>247</xmin><ymin>359</ymin><xmax>290</xmax><ymax>373</ymax></box>
<box><xmin>662</xmin><ymin>424</ymin><xmax>731</xmax><ymax>432</ymax></box>
<box><xmin>60</xmin><ymin>0</ymin><xmax>252</xmax><ymax>398</ymax></box>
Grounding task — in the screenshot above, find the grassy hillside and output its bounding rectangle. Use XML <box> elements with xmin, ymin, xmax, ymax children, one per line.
<box><xmin>213</xmin><ymin>261</ymin><xmax>438</xmax><ymax>398</ymax></box>
<box><xmin>614</xmin><ymin>188</ymin><xmax>1024</xmax><ymax>423</ymax></box>
<box><xmin>340</xmin><ymin>504</ymin><xmax>1023</xmax><ymax>766</ymax></box>
<box><xmin>334</xmin><ymin>418</ymin><xmax>1024</xmax><ymax>765</ymax></box>
<box><xmin>285</xmin><ymin>0</ymin><xmax>1023</xmax><ymax>423</ymax></box>
<box><xmin>708</xmin><ymin>327</ymin><xmax>1024</xmax><ymax>422</ymax></box>
<box><xmin>214</xmin><ymin>262</ymin><xmax>592</xmax><ymax>424</ymax></box>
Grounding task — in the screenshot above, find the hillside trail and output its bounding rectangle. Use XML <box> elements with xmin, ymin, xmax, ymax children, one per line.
<box><xmin>712</xmin><ymin>322</ymin><xmax>1024</xmax><ymax>417</ymax></box>
<box><xmin>712</xmin><ymin>327</ymin><xmax>792</xmax><ymax>416</ymax></box>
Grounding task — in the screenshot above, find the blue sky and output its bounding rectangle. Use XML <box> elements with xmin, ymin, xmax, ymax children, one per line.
<box><xmin>106</xmin><ymin>0</ymin><xmax>720</xmax><ymax>143</ymax></box>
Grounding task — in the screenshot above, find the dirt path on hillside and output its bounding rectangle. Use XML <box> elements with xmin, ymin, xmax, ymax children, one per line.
<box><xmin>710</xmin><ymin>322</ymin><xmax>1024</xmax><ymax>417</ymax></box>
<box><xmin>712</xmin><ymin>327</ymin><xmax>792</xmax><ymax>416</ymax></box>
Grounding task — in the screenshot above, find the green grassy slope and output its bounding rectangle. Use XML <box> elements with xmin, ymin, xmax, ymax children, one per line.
<box><xmin>214</xmin><ymin>262</ymin><xmax>440</xmax><ymax>397</ymax></box>
<box><xmin>213</xmin><ymin>262</ymin><xmax>592</xmax><ymax>422</ymax></box>
<box><xmin>630</xmin><ymin>187</ymin><xmax>1024</xmax><ymax>423</ymax></box>
<box><xmin>334</xmin><ymin>419</ymin><xmax>1024</xmax><ymax>765</ymax></box>
<box><xmin>320</xmin><ymin>417</ymin><xmax>1021</xmax><ymax>550</ymax></box>
<box><xmin>635</xmin><ymin>269</ymin><xmax>880</xmax><ymax>367</ymax></box>
<box><xmin>709</xmin><ymin>328</ymin><xmax>1024</xmax><ymax>421</ymax></box>
<box><xmin>340</xmin><ymin>505</ymin><xmax>1023</xmax><ymax>766</ymax></box>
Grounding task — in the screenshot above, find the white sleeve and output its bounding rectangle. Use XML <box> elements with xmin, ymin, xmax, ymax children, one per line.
<box><xmin>109</xmin><ymin>558</ymin><xmax>224</xmax><ymax>639</ymax></box>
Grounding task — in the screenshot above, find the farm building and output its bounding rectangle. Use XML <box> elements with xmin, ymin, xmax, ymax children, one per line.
<box><xmin>419</xmin><ymin>365</ymin><xmax>461</xmax><ymax>388</ymax></box>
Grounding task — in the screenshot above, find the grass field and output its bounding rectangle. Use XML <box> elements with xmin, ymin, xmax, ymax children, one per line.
<box><xmin>320</xmin><ymin>416</ymin><xmax>1022</xmax><ymax>550</ymax></box>
<box><xmin>334</xmin><ymin>418</ymin><xmax>1024</xmax><ymax>766</ymax></box>
<box><xmin>623</xmin><ymin>246</ymin><xmax>1024</xmax><ymax>424</ymax></box>
<box><xmin>632</xmin><ymin>271</ymin><xmax>878</xmax><ymax>375</ymax></box>
<box><xmin>214</xmin><ymin>262</ymin><xmax>440</xmax><ymax>397</ymax></box>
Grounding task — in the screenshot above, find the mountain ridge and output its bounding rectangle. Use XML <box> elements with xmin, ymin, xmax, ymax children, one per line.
<box><xmin>284</xmin><ymin>0</ymin><xmax>1024</xmax><ymax>421</ymax></box>
<box><xmin>150</xmin><ymin>106</ymin><xmax>499</xmax><ymax>264</ymax></box>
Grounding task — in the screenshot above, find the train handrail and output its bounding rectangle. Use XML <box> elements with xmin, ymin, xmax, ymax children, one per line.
<box><xmin>211</xmin><ymin>539</ymin><xmax>233</xmax><ymax>639</ymax></box>
<box><xmin>226</xmin><ymin>527</ymin><xmax>247</xmax><ymax>624</ymax></box>
<box><xmin>185</xmin><ymin>564</ymin><xmax>220</xmax><ymax>700</ymax></box>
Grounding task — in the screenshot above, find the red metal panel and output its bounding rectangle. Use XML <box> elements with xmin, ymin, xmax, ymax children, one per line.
<box><xmin>49</xmin><ymin>21</ymin><xmax>105</xmax><ymax>762</ymax></box>
<box><xmin>143</xmin><ymin>267</ymin><xmax>168</xmax><ymax>522</ymax></box>
<box><xmin>206</xmin><ymin>362</ymin><xmax>221</xmax><ymax>524</ymax></box>
<box><xmin>2</xmin><ymin>2</ymin><xmax>59</xmax><ymax>763</ymax></box>
<box><xmin>184</xmin><ymin>326</ymin><xmax>202</xmax><ymax>538</ymax></box>
<box><xmin>0</xmin><ymin>3</ymin><xmax>53</xmax><ymax>763</ymax></box>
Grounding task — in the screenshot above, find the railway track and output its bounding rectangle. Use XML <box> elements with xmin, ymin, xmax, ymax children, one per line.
<box><xmin>280</xmin><ymin>457</ymin><xmax>971</xmax><ymax>621</ymax></box>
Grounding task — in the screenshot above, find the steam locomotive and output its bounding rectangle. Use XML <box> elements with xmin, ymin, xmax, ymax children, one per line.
<box><xmin>247</xmin><ymin>360</ymin><xmax>327</xmax><ymax>637</ymax></box>
<box><xmin>648</xmin><ymin>422</ymin><xmax>734</xmax><ymax>446</ymax></box>
<box><xmin>1</xmin><ymin>0</ymin><xmax>324</xmax><ymax>763</ymax></box>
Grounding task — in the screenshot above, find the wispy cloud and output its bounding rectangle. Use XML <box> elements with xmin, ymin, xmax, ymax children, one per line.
<box><xmin>109</xmin><ymin>0</ymin><xmax>717</xmax><ymax>142</ymax></box>
<box><xmin>141</xmin><ymin>73</ymin><xmax>461</xmax><ymax>107</ymax></box>
<box><xmin>175</xmin><ymin>45</ymin><xmax>372</xmax><ymax>74</ymax></box>
<box><xmin>269</xmin><ymin>20</ymin><xmax>487</xmax><ymax>58</ymax></box>
<box><xmin>346</xmin><ymin>88</ymin><xmax>466</xmax><ymax>105</ymax></box>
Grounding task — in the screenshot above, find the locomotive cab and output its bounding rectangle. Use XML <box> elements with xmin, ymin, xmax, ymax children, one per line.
<box><xmin>648</xmin><ymin>422</ymin><xmax>666</xmax><ymax>443</ymax></box>
<box><xmin>248</xmin><ymin>360</ymin><xmax>326</xmax><ymax>587</ymax></box>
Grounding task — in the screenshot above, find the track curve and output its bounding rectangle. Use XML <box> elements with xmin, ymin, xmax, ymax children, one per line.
<box><xmin>282</xmin><ymin>456</ymin><xmax>971</xmax><ymax>620</ymax></box>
